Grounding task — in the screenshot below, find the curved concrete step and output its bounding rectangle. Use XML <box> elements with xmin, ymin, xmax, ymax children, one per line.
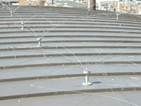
<box><xmin>0</xmin><ymin>75</ymin><xmax>140</xmax><ymax>100</ymax></box>
<box><xmin>0</xmin><ymin>28</ymin><xmax>141</xmax><ymax>34</ymax></box>
<box><xmin>0</xmin><ymin>90</ymin><xmax>140</xmax><ymax>106</ymax></box>
<box><xmin>1</xmin><ymin>48</ymin><xmax>141</xmax><ymax>57</ymax></box>
<box><xmin>0</xmin><ymin>33</ymin><xmax>141</xmax><ymax>39</ymax></box>
<box><xmin>0</xmin><ymin>25</ymin><xmax>141</xmax><ymax>31</ymax></box>
<box><xmin>0</xmin><ymin>55</ymin><xmax>141</xmax><ymax>69</ymax></box>
<box><xmin>1</xmin><ymin>45</ymin><xmax>141</xmax><ymax>51</ymax></box>
<box><xmin>1</xmin><ymin>53</ymin><xmax>141</xmax><ymax>59</ymax></box>
<box><xmin>1</xmin><ymin>39</ymin><xmax>141</xmax><ymax>45</ymax></box>
<box><xmin>1</xmin><ymin>42</ymin><xmax>141</xmax><ymax>49</ymax></box>
<box><xmin>1</xmin><ymin>21</ymin><xmax>141</xmax><ymax>28</ymax></box>
<box><xmin>1</xmin><ymin>37</ymin><xmax>141</xmax><ymax>43</ymax></box>
<box><xmin>0</xmin><ymin>19</ymin><xmax>141</xmax><ymax>27</ymax></box>
<box><xmin>0</xmin><ymin>14</ymin><xmax>140</xmax><ymax>23</ymax></box>
<box><xmin>0</xmin><ymin>64</ymin><xmax>141</xmax><ymax>82</ymax></box>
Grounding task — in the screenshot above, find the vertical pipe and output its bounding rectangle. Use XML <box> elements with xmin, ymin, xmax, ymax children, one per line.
<box><xmin>37</xmin><ymin>38</ymin><xmax>42</xmax><ymax>47</ymax></box>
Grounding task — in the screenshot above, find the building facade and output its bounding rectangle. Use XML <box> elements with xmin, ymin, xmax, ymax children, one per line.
<box><xmin>19</xmin><ymin>0</ymin><xmax>48</xmax><ymax>6</ymax></box>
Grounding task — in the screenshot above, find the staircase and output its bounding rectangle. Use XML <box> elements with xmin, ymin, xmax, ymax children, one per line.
<box><xmin>0</xmin><ymin>6</ymin><xmax>141</xmax><ymax>103</ymax></box>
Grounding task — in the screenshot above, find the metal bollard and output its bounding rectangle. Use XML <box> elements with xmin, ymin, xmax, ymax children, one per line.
<box><xmin>21</xmin><ymin>21</ymin><xmax>24</xmax><ymax>31</ymax></box>
<box><xmin>116</xmin><ymin>13</ymin><xmax>119</xmax><ymax>21</ymax></box>
<box><xmin>10</xmin><ymin>10</ymin><xmax>13</xmax><ymax>17</ymax></box>
<box><xmin>82</xmin><ymin>70</ymin><xmax>92</xmax><ymax>86</ymax></box>
<box><xmin>37</xmin><ymin>37</ymin><xmax>42</xmax><ymax>47</ymax></box>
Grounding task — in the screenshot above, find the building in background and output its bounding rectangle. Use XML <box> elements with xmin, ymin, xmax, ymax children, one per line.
<box><xmin>0</xmin><ymin>0</ymin><xmax>140</xmax><ymax>14</ymax></box>
<box><xmin>18</xmin><ymin>0</ymin><xmax>48</xmax><ymax>6</ymax></box>
<box><xmin>0</xmin><ymin>0</ymin><xmax>18</xmax><ymax>5</ymax></box>
<box><xmin>119</xmin><ymin>0</ymin><xmax>141</xmax><ymax>14</ymax></box>
<box><xmin>18</xmin><ymin>0</ymin><xmax>88</xmax><ymax>7</ymax></box>
<box><xmin>98</xmin><ymin>0</ymin><xmax>141</xmax><ymax>14</ymax></box>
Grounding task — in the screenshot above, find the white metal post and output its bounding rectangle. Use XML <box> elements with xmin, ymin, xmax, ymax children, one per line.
<box><xmin>37</xmin><ymin>37</ymin><xmax>42</xmax><ymax>47</ymax></box>
<box><xmin>82</xmin><ymin>70</ymin><xmax>92</xmax><ymax>86</ymax></box>
<box><xmin>10</xmin><ymin>10</ymin><xmax>13</xmax><ymax>17</ymax></box>
<box><xmin>116</xmin><ymin>0</ymin><xmax>120</xmax><ymax>21</ymax></box>
<box><xmin>21</xmin><ymin>21</ymin><xmax>24</xmax><ymax>31</ymax></box>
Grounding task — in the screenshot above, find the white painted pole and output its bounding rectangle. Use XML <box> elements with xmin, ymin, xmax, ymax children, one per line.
<box><xmin>37</xmin><ymin>37</ymin><xmax>42</xmax><ymax>47</ymax></box>
<box><xmin>10</xmin><ymin>10</ymin><xmax>13</xmax><ymax>17</ymax></box>
<box><xmin>21</xmin><ymin>21</ymin><xmax>24</xmax><ymax>31</ymax></box>
<box><xmin>116</xmin><ymin>1</ymin><xmax>120</xmax><ymax>21</ymax></box>
<box><xmin>82</xmin><ymin>70</ymin><xmax>92</xmax><ymax>86</ymax></box>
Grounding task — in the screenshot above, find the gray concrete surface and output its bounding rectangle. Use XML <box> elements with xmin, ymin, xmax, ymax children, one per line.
<box><xmin>1</xmin><ymin>42</ymin><xmax>141</xmax><ymax>49</ymax></box>
<box><xmin>0</xmin><ymin>91</ymin><xmax>140</xmax><ymax>106</ymax></box>
<box><xmin>0</xmin><ymin>64</ymin><xmax>141</xmax><ymax>82</ymax></box>
<box><xmin>1</xmin><ymin>48</ymin><xmax>141</xmax><ymax>58</ymax></box>
<box><xmin>0</xmin><ymin>31</ymin><xmax>141</xmax><ymax>38</ymax></box>
<box><xmin>0</xmin><ymin>75</ymin><xmax>140</xmax><ymax>99</ymax></box>
<box><xmin>0</xmin><ymin>6</ymin><xmax>141</xmax><ymax>104</ymax></box>
<box><xmin>1</xmin><ymin>55</ymin><xmax>141</xmax><ymax>68</ymax></box>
